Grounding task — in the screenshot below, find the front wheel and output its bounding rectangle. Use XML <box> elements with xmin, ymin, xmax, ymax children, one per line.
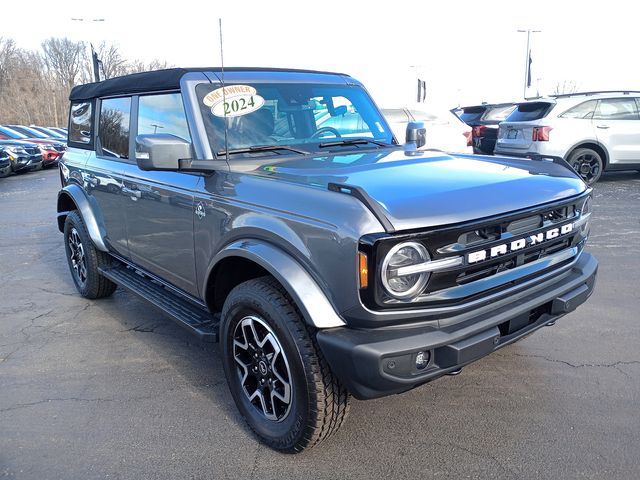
<box><xmin>220</xmin><ymin>277</ymin><xmax>350</xmax><ymax>452</ymax></box>
<box><xmin>567</xmin><ymin>148</ymin><xmax>603</xmax><ymax>185</ymax></box>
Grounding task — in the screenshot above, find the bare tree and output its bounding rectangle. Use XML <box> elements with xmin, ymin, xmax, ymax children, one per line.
<box><xmin>95</xmin><ymin>42</ymin><xmax>129</xmax><ymax>79</ymax></box>
<box><xmin>0</xmin><ymin>36</ymin><xmax>173</xmax><ymax>126</ymax></box>
<box><xmin>553</xmin><ymin>80</ymin><xmax>580</xmax><ymax>95</ymax></box>
<box><xmin>41</xmin><ymin>37</ymin><xmax>86</xmax><ymax>93</ymax></box>
<box><xmin>0</xmin><ymin>37</ymin><xmax>17</xmax><ymax>90</ymax></box>
<box><xmin>127</xmin><ymin>58</ymin><xmax>171</xmax><ymax>74</ymax></box>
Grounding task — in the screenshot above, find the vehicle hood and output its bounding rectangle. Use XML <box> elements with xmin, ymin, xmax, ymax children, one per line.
<box><xmin>244</xmin><ymin>148</ymin><xmax>586</xmax><ymax>231</ymax></box>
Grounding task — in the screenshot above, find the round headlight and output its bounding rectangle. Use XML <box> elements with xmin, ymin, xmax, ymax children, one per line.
<box><xmin>579</xmin><ymin>196</ymin><xmax>592</xmax><ymax>236</ymax></box>
<box><xmin>381</xmin><ymin>241</ymin><xmax>430</xmax><ymax>299</ymax></box>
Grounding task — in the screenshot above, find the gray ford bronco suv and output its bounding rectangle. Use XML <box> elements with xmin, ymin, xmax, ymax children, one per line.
<box><xmin>58</xmin><ymin>68</ymin><xmax>597</xmax><ymax>452</ymax></box>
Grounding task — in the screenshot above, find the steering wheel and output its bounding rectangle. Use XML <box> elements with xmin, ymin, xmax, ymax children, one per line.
<box><xmin>311</xmin><ymin>127</ymin><xmax>342</xmax><ymax>139</ymax></box>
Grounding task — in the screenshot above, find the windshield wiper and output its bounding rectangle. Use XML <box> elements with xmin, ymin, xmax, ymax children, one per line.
<box><xmin>217</xmin><ymin>145</ymin><xmax>309</xmax><ymax>156</ymax></box>
<box><xmin>318</xmin><ymin>139</ymin><xmax>393</xmax><ymax>149</ymax></box>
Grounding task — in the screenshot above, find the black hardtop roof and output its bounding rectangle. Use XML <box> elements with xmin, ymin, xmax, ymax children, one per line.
<box><xmin>69</xmin><ymin>67</ymin><xmax>350</xmax><ymax>101</ymax></box>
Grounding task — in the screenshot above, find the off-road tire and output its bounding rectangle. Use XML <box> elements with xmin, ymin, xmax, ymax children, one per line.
<box><xmin>63</xmin><ymin>210</ymin><xmax>117</xmax><ymax>299</ymax></box>
<box><xmin>221</xmin><ymin>276</ymin><xmax>350</xmax><ymax>453</ymax></box>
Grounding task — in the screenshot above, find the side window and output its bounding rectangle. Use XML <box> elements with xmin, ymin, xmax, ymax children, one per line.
<box><xmin>593</xmin><ymin>98</ymin><xmax>639</xmax><ymax>121</ymax></box>
<box><xmin>138</xmin><ymin>93</ymin><xmax>191</xmax><ymax>141</ymax></box>
<box><xmin>69</xmin><ymin>101</ymin><xmax>93</xmax><ymax>145</ymax></box>
<box><xmin>560</xmin><ymin>100</ymin><xmax>598</xmax><ymax>119</ymax></box>
<box><xmin>313</xmin><ymin>96</ymin><xmax>371</xmax><ymax>137</ymax></box>
<box><xmin>99</xmin><ymin>97</ymin><xmax>131</xmax><ymax>159</ymax></box>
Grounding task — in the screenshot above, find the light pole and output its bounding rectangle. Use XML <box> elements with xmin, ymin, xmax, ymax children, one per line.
<box><xmin>517</xmin><ymin>29</ymin><xmax>540</xmax><ymax>99</ymax></box>
<box><xmin>71</xmin><ymin>18</ymin><xmax>106</xmax><ymax>81</ymax></box>
<box><xmin>409</xmin><ymin>65</ymin><xmax>426</xmax><ymax>103</ymax></box>
<box><xmin>151</xmin><ymin>124</ymin><xmax>164</xmax><ymax>134</ymax></box>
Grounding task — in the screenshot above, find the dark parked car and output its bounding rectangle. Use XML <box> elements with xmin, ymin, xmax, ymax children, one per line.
<box><xmin>0</xmin><ymin>139</ymin><xmax>43</xmax><ymax>172</ymax></box>
<box><xmin>454</xmin><ymin>103</ymin><xmax>515</xmax><ymax>154</ymax></box>
<box><xmin>0</xmin><ymin>147</ymin><xmax>11</xmax><ymax>177</ymax></box>
<box><xmin>0</xmin><ymin>126</ymin><xmax>65</xmax><ymax>167</ymax></box>
<box><xmin>58</xmin><ymin>68</ymin><xmax>596</xmax><ymax>452</ymax></box>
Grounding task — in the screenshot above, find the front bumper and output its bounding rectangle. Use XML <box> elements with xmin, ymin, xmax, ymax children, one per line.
<box><xmin>10</xmin><ymin>154</ymin><xmax>43</xmax><ymax>172</ymax></box>
<box><xmin>41</xmin><ymin>150</ymin><xmax>61</xmax><ymax>166</ymax></box>
<box><xmin>317</xmin><ymin>252</ymin><xmax>597</xmax><ymax>400</ymax></box>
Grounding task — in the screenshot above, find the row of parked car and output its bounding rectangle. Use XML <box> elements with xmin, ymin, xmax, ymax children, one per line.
<box><xmin>0</xmin><ymin>125</ymin><xmax>67</xmax><ymax>178</ymax></box>
<box><xmin>454</xmin><ymin>90</ymin><xmax>640</xmax><ymax>184</ymax></box>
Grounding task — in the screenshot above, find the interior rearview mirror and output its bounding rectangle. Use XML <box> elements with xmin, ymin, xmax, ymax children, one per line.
<box><xmin>405</xmin><ymin>121</ymin><xmax>427</xmax><ymax>149</ymax></box>
<box><xmin>135</xmin><ymin>134</ymin><xmax>192</xmax><ymax>171</ymax></box>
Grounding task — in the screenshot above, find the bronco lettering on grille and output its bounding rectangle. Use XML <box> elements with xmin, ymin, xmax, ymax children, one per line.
<box><xmin>467</xmin><ymin>223</ymin><xmax>574</xmax><ymax>264</ymax></box>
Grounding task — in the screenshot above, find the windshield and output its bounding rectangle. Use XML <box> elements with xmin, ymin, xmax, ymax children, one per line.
<box><xmin>8</xmin><ymin>125</ymin><xmax>47</xmax><ymax>138</ymax></box>
<box><xmin>0</xmin><ymin>126</ymin><xmax>27</xmax><ymax>139</ymax></box>
<box><xmin>196</xmin><ymin>82</ymin><xmax>394</xmax><ymax>156</ymax></box>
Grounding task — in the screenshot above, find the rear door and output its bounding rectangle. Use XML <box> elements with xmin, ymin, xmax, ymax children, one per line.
<box><xmin>120</xmin><ymin>92</ymin><xmax>201</xmax><ymax>297</ymax></box>
<box><xmin>85</xmin><ymin>97</ymin><xmax>131</xmax><ymax>257</ymax></box>
<box><xmin>593</xmin><ymin>97</ymin><xmax>640</xmax><ymax>164</ymax></box>
<box><xmin>496</xmin><ymin>102</ymin><xmax>553</xmax><ymax>153</ymax></box>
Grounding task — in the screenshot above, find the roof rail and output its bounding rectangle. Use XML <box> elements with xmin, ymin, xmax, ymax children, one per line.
<box><xmin>550</xmin><ymin>90</ymin><xmax>640</xmax><ymax>99</ymax></box>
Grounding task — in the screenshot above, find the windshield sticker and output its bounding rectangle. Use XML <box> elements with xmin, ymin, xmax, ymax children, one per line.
<box><xmin>203</xmin><ymin>85</ymin><xmax>265</xmax><ymax>118</ymax></box>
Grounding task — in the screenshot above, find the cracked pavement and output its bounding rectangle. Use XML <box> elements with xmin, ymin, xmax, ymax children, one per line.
<box><xmin>1</xmin><ymin>169</ymin><xmax>639</xmax><ymax>479</ymax></box>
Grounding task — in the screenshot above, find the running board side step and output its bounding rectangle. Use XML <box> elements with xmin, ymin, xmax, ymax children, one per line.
<box><xmin>99</xmin><ymin>264</ymin><xmax>219</xmax><ymax>343</ymax></box>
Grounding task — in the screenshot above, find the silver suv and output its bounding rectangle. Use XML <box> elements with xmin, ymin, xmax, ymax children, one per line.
<box><xmin>495</xmin><ymin>91</ymin><xmax>640</xmax><ymax>184</ymax></box>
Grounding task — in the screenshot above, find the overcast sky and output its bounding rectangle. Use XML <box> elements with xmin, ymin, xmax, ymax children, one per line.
<box><xmin>4</xmin><ymin>0</ymin><xmax>637</xmax><ymax>110</ymax></box>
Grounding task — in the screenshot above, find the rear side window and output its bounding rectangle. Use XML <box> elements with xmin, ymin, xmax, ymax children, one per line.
<box><xmin>138</xmin><ymin>93</ymin><xmax>191</xmax><ymax>141</ymax></box>
<box><xmin>560</xmin><ymin>100</ymin><xmax>598</xmax><ymax>119</ymax></box>
<box><xmin>593</xmin><ymin>98</ymin><xmax>639</xmax><ymax>120</ymax></box>
<box><xmin>69</xmin><ymin>101</ymin><xmax>93</xmax><ymax>146</ymax></box>
<box><xmin>99</xmin><ymin>97</ymin><xmax>131</xmax><ymax>159</ymax></box>
<box><xmin>483</xmin><ymin>105</ymin><xmax>515</xmax><ymax>122</ymax></box>
<box><xmin>505</xmin><ymin>102</ymin><xmax>553</xmax><ymax>122</ymax></box>
<box><xmin>458</xmin><ymin>106</ymin><xmax>486</xmax><ymax>124</ymax></box>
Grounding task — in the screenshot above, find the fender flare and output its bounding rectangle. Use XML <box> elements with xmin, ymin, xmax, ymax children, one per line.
<box><xmin>57</xmin><ymin>184</ymin><xmax>108</xmax><ymax>252</ymax></box>
<box><xmin>208</xmin><ymin>239</ymin><xmax>346</xmax><ymax>329</ymax></box>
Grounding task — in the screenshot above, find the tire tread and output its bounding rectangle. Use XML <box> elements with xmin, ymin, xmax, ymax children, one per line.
<box><xmin>64</xmin><ymin>211</ymin><xmax>117</xmax><ymax>299</ymax></box>
<box><xmin>222</xmin><ymin>276</ymin><xmax>350</xmax><ymax>452</ymax></box>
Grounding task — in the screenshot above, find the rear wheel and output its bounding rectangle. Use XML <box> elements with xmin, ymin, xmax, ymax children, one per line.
<box><xmin>221</xmin><ymin>277</ymin><xmax>350</xmax><ymax>452</ymax></box>
<box><xmin>63</xmin><ymin>211</ymin><xmax>117</xmax><ymax>299</ymax></box>
<box><xmin>567</xmin><ymin>148</ymin><xmax>603</xmax><ymax>185</ymax></box>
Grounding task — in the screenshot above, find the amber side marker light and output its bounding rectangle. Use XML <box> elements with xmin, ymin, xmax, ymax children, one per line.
<box><xmin>358</xmin><ymin>252</ymin><xmax>369</xmax><ymax>289</ymax></box>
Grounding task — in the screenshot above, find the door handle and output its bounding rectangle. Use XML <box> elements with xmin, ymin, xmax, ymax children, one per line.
<box><xmin>121</xmin><ymin>186</ymin><xmax>141</xmax><ymax>199</ymax></box>
<box><xmin>596</xmin><ymin>124</ymin><xmax>610</xmax><ymax>129</ymax></box>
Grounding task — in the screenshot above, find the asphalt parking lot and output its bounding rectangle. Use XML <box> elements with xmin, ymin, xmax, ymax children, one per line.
<box><xmin>1</xmin><ymin>168</ymin><xmax>639</xmax><ymax>480</ymax></box>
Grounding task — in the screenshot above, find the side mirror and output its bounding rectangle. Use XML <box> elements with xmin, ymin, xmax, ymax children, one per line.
<box><xmin>405</xmin><ymin>121</ymin><xmax>427</xmax><ymax>149</ymax></box>
<box><xmin>135</xmin><ymin>134</ymin><xmax>192</xmax><ymax>171</ymax></box>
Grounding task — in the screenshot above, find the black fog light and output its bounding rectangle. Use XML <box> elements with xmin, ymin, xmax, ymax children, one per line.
<box><xmin>415</xmin><ymin>351</ymin><xmax>430</xmax><ymax>370</ymax></box>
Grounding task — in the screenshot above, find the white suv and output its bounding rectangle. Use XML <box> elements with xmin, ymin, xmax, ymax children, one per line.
<box><xmin>494</xmin><ymin>91</ymin><xmax>640</xmax><ymax>184</ymax></box>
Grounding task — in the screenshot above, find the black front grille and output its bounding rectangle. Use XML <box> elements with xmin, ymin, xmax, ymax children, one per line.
<box><xmin>360</xmin><ymin>193</ymin><xmax>589</xmax><ymax>310</ymax></box>
<box><xmin>25</xmin><ymin>147</ymin><xmax>40</xmax><ymax>155</ymax></box>
<box><xmin>53</xmin><ymin>145</ymin><xmax>66</xmax><ymax>152</ymax></box>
